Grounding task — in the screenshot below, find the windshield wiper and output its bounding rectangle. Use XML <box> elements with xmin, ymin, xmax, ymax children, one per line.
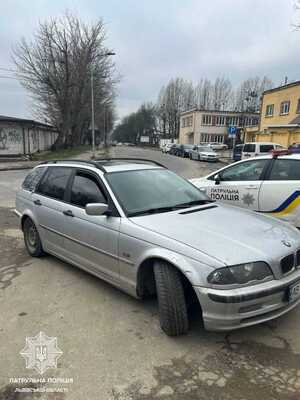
<box><xmin>128</xmin><ymin>205</ymin><xmax>183</xmax><ymax>217</ymax></box>
<box><xmin>128</xmin><ymin>199</ymin><xmax>215</xmax><ymax>217</ymax></box>
<box><xmin>174</xmin><ymin>199</ymin><xmax>215</xmax><ymax>208</ymax></box>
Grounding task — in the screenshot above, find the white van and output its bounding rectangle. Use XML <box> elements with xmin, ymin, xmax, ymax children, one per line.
<box><xmin>242</xmin><ymin>142</ymin><xmax>285</xmax><ymax>159</ymax></box>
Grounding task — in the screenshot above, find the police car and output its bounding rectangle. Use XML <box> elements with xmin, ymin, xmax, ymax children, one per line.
<box><xmin>190</xmin><ymin>150</ymin><xmax>300</xmax><ymax>228</ymax></box>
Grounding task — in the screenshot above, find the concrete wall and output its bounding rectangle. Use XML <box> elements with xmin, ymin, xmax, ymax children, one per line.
<box><xmin>0</xmin><ymin>123</ymin><xmax>57</xmax><ymax>155</ymax></box>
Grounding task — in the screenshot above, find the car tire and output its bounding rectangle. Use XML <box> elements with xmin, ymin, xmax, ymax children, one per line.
<box><xmin>189</xmin><ymin>153</ymin><xmax>192</xmax><ymax>160</ymax></box>
<box><xmin>154</xmin><ymin>261</ymin><xmax>189</xmax><ymax>336</ymax></box>
<box><xmin>23</xmin><ymin>218</ymin><xmax>44</xmax><ymax>257</ymax></box>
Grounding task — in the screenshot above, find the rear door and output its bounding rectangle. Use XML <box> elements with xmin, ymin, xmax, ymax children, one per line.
<box><xmin>33</xmin><ymin>166</ymin><xmax>73</xmax><ymax>257</ymax></box>
<box><xmin>242</xmin><ymin>143</ymin><xmax>256</xmax><ymax>159</ymax></box>
<box><xmin>258</xmin><ymin>158</ymin><xmax>300</xmax><ymax>227</ymax></box>
<box><xmin>61</xmin><ymin>169</ymin><xmax>121</xmax><ymax>283</ymax></box>
<box><xmin>207</xmin><ymin>158</ymin><xmax>270</xmax><ymax>210</ymax></box>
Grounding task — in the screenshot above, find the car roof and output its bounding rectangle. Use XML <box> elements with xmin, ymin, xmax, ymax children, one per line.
<box><xmin>37</xmin><ymin>158</ymin><xmax>166</xmax><ymax>173</ymax></box>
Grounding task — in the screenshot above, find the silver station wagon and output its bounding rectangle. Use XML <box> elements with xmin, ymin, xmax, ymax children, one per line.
<box><xmin>15</xmin><ymin>158</ymin><xmax>300</xmax><ymax>336</ymax></box>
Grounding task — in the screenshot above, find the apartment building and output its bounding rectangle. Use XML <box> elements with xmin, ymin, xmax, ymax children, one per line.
<box><xmin>257</xmin><ymin>81</ymin><xmax>300</xmax><ymax>147</ymax></box>
<box><xmin>179</xmin><ymin>109</ymin><xmax>259</xmax><ymax>145</ymax></box>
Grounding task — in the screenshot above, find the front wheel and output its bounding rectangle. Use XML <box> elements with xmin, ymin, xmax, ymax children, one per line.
<box><xmin>154</xmin><ymin>261</ymin><xmax>189</xmax><ymax>336</ymax></box>
<box><xmin>23</xmin><ymin>218</ymin><xmax>44</xmax><ymax>257</ymax></box>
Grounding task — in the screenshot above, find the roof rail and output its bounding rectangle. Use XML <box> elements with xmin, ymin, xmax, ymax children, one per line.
<box><xmin>94</xmin><ymin>158</ymin><xmax>167</xmax><ymax>168</ymax></box>
<box><xmin>39</xmin><ymin>159</ymin><xmax>106</xmax><ymax>172</ymax></box>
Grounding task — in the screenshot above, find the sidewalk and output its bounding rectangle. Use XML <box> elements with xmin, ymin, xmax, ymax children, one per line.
<box><xmin>0</xmin><ymin>149</ymin><xmax>107</xmax><ymax>172</ymax></box>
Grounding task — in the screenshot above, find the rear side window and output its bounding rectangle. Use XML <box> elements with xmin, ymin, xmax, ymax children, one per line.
<box><xmin>70</xmin><ymin>173</ymin><xmax>106</xmax><ymax>207</ymax></box>
<box><xmin>269</xmin><ymin>159</ymin><xmax>300</xmax><ymax>180</ymax></box>
<box><xmin>260</xmin><ymin>144</ymin><xmax>274</xmax><ymax>153</ymax></box>
<box><xmin>22</xmin><ymin>167</ymin><xmax>46</xmax><ymax>191</ymax></box>
<box><xmin>243</xmin><ymin>144</ymin><xmax>255</xmax><ymax>153</ymax></box>
<box><xmin>37</xmin><ymin>167</ymin><xmax>73</xmax><ymax>201</ymax></box>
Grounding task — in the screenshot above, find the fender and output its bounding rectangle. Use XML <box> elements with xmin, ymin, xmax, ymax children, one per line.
<box><xmin>136</xmin><ymin>246</ymin><xmax>216</xmax><ymax>288</ymax></box>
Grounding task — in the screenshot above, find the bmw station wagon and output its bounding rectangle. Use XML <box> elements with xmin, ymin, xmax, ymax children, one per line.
<box><xmin>15</xmin><ymin>158</ymin><xmax>300</xmax><ymax>336</ymax></box>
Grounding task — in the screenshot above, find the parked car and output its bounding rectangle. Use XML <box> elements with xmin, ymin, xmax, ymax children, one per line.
<box><xmin>207</xmin><ymin>142</ymin><xmax>228</xmax><ymax>151</ymax></box>
<box><xmin>169</xmin><ymin>144</ymin><xmax>181</xmax><ymax>156</ymax></box>
<box><xmin>242</xmin><ymin>142</ymin><xmax>285</xmax><ymax>160</ymax></box>
<box><xmin>233</xmin><ymin>144</ymin><xmax>244</xmax><ymax>161</ymax></box>
<box><xmin>176</xmin><ymin>144</ymin><xmax>195</xmax><ymax>157</ymax></box>
<box><xmin>161</xmin><ymin>143</ymin><xmax>173</xmax><ymax>153</ymax></box>
<box><xmin>189</xmin><ymin>145</ymin><xmax>219</xmax><ymax>162</ymax></box>
<box><xmin>288</xmin><ymin>143</ymin><xmax>300</xmax><ymax>153</ymax></box>
<box><xmin>190</xmin><ymin>151</ymin><xmax>300</xmax><ymax>228</ymax></box>
<box><xmin>15</xmin><ymin>158</ymin><xmax>300</xmax><ymax>336</ymax></box>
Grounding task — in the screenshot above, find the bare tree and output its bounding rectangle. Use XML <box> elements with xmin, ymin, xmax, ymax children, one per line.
<box><xmin>235</xmin><ymin>76</ymin><xmax>273</xmax><ymax>112</ymax></box>
<box><xmin>12</xmin><ymin>12</ymin><xmax>118</xmax><ymax>148</ymax></box>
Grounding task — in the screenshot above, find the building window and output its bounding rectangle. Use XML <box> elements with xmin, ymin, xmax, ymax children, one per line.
<box><xmin>202</xmin><ymin>115</ymin><xmax>212</xmax><ymax>125</ymax></box>
<box><xmin>266</xmin><ymin>104</ymin><xmax>274</xmax><ymax>117</ymax></box>
<box><xmin>297</xmin><ymin>99</ymin><xmax>300</xmax><ymax>114</ymax></box>
<box><xmin>280</xmin><ymin>101</ymin><xmax>290</xmax><ymax>115</ymax></box>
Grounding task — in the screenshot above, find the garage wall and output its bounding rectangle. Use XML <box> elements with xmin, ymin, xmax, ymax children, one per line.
<box><xmin>0</xmin><ymin>125</ymin><xmax>24</xmax><ymax>155</ymax></box>
<box><xmin>0</xmin><ymin>123</ymin><xmax>57</xmax><ymax>155</ymax></box>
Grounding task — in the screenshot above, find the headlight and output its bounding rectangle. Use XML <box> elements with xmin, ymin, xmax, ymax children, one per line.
<box><xmin>207</xmin><ymin>262</ymin><xmax>273</xmax><ymax>285</ymax></box>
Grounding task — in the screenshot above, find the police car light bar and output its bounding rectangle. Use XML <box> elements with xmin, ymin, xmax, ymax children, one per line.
<box><xmin>271</xmin><ymin>149</ymin><xmax>291</xmax><ymax>158</ymax></box>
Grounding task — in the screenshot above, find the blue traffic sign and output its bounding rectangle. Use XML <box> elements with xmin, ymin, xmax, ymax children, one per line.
<box><xmin>228</xmin><ymin>126</ymin><xmax>237</xmax><ymax>138</ymax></box>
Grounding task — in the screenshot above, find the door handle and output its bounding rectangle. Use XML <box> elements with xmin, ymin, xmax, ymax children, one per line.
<box><xmin>34</xmin><ymin>199</ymin><xmax>42</xmax><ymax>206</ymax></box>
<box><xmin>63</xmin><ymin>210</ymin><xmax>74</xmax><ymax>217</ymax></box>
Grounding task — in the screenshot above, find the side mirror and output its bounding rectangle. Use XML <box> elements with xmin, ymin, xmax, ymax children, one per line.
<box><xmin>85</xmin><ymin>203</ymin><xmax>109</xmax><ymax>216</ymax></box>
<box><xmin>215</xmin><ymin>174</ymin><xmax>221</xmax><ymax>185</ymax></box>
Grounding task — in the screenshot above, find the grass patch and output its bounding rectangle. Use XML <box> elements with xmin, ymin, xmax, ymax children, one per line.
<box><xmin>31</xmin><ymin>145</ymin><xmax>91</xmax><ymax>161</ymax></box>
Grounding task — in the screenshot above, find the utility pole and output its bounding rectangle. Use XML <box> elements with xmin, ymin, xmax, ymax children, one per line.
<box><xmin>91</xmin><ymin>70</ymin><xmax>95</xmax><ymax>159</ymax></box>
<box><xmin>90</xmin><ymin>51</ymin><xmax>116</xmax><ymax>159</ymax></box>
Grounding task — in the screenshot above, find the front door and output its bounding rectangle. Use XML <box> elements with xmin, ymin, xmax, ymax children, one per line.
<box><xmin>207</xmin><ymin>158</ymin><xmax>270</xmax><ymax>210</ymax></box>
<box><xmin>62</xmin><ymin>169</ymin><xmax>121</xmax><ymax>284</ymax></box>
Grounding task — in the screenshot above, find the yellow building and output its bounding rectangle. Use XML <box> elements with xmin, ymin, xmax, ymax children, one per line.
<box><xmin>257</xmin><ymin>81</ymin><xmax>300</xmax><ymax>147</ymax></box>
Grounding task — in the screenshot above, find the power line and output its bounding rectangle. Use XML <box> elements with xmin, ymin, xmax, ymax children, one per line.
<box><xmin>0</xmin><ymin>67</ymin><xmax>17</xmax><ymax>73</ymax></box>
<box><xmin>0</xmin><ymin>75</ymin><xmax>19</xmax><ymax>80</ymax></box>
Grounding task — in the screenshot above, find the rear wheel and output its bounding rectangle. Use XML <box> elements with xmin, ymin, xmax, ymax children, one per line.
<box><xmin>154</xmin><ymin>261</ymin><xmax>189</xmax><ymax>336</ymax></box>
<box><xmin>23</xmin><ymin>218</ymin><xmax>44</xmax><ymax>257</ymax></box>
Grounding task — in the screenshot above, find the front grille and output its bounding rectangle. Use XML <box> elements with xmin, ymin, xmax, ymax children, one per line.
<box><xmin>296</xmin><ymin>250</ymin><xmax>300</xmax><ymax>267</ymax></box>
<box><xmin>281</xmin><ymin>254</ymin><xmax>295</xmax><ymax>275</ymax></box>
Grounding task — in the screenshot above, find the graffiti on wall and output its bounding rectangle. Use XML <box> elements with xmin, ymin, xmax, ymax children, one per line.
<box><xmin>0</xmin><ymin>127</ymin><xmax>23</xmax><ymax>151</ymax></box>
<box><xmin>0</xmin><ymin>129</ymin><xmax>7</xmax><ymax>149</ymax></box>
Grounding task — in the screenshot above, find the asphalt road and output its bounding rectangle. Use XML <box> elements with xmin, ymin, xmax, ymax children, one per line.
<box><xmin>0</xmin><ymin>147</ymin><xmax>300</xmax><ymax>400</ymax></box>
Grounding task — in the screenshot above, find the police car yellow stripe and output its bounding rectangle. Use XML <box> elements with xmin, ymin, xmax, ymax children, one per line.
<box><xmin>263</xmin><ymin>190</ymin><xmax>300</xmax><ymax>216</ymax></box>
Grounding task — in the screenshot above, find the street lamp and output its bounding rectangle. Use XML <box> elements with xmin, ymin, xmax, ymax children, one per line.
<box><xmin>91</xmin><ymin>51</ymin><xmax>116</xmax><ymax>159</ymax></box>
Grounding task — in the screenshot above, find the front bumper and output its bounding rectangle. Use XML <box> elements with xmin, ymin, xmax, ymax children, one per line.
<box><xmin>194</xmin><ymin>269</ymin><xmax>300</xmax><ymax>331</ymax></box>
<box><xmin>201</xmin><ymin>156</ymin><xmax>218</xmax><ymax>162</ymax></box>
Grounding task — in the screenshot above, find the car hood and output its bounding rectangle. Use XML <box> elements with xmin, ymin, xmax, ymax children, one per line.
<box><xmin>130</xmin><ymin>203</ymin><xmax>300</xmax><ymax>266</ymax></box>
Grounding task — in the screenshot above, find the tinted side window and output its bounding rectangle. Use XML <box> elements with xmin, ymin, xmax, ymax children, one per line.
<box><xmin>243</xmin><ymin>144</ymin><xmax>255</xmax><ymax>152</ymax></box>
<box><xmin>220</xmin><ymin>159</ymin><xmax>268</xmax><ymax>182</ymax></box>
<box><xmin>70</xmin><ymin>173</ymin><xmax>106</xmax><ymax>208</ymax></box>
<box><xmin>37</xmin><ymin>167</ymin><xmax>72</xmax><ymax>200</ymax></box>
<box><xmin>22</xmin><ymin>167</ymin><xmax>46</xmax><ymax>191</ymax></box>
<box><xmin>260</xmin><ymin>144</ymin><xmax>274</xmax><ymax>153</ymax></box>
<box><xmin>269</xmin><ymin>159</ymin><xmax>300</xmax><ymax>180</ymax></box>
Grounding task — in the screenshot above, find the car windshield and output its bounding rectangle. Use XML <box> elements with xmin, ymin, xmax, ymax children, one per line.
<box><xmin>105</xmin><ymin>168</ymin><xmax>212</xmax><ymax>217</ymax></box>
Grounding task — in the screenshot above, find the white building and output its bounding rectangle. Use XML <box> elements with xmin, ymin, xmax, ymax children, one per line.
<box><xmin>179</xmin><ymin>109</ymin><xmax>259</xmax><ymax>145</ymax></box>
<box><xmin>0</xmin><ymin>116</ymin><xmax>57</xmax><ymax>156</ymax></box>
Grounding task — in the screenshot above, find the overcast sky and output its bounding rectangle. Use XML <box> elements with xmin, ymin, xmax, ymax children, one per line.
<box><xmin>0</xmin><ymin>0</ymin><xmax>300</xmax><ymax>121</ymax></box>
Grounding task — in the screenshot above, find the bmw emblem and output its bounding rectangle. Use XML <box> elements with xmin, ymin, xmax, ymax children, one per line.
<box><xmin>282</xmin><ymin>240</ymin><xmax>292</xmax><ymax>248</ymax></box>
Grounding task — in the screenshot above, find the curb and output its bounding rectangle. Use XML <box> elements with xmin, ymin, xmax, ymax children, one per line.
<box><xmin>0</xmin><ymin>165</ymin><xmax>35</xmax><ymax>172</ymax></box>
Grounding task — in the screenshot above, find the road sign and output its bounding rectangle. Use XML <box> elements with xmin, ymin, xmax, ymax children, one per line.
<box><xmin>228</xmin><ymin>126</ymin><xmax>237</xmax><ymax>138</ymax></box>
